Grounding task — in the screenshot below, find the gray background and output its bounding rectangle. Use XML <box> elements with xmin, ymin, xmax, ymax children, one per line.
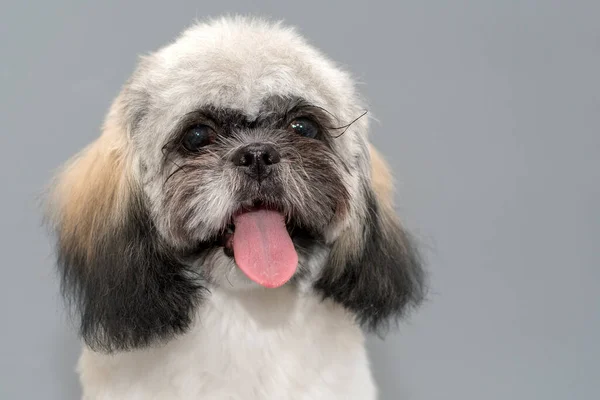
<box><xmin>1</xmin><ymin>1</ymin><xmax>599</xmax><ymax>399</ymax></box>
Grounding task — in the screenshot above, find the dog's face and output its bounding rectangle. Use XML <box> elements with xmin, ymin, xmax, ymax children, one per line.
<box><xmin>152</xmin><ymin>95</ymin><xmax>353</xmax><ymax>289</ymax></box>
<box><xmin>47</xmin><ymin>17</ymin><xmax>425</xmax><ymax>352</ymax></box>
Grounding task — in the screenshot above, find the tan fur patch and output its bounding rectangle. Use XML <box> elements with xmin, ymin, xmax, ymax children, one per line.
<box><xmin>47</xmin><ymin>106</ymin><xmax>132</xmax><ymax>263</ymax></box>
<box><xmin>368</xmin><ymin>144</ymin><xmax>415</xmax><ymax>258</ymax></box>
<box><xmin>326</xmin><ymin>144</ymin><xmax>398</xmax><ymax>272</ymax></box>
<box><xmin>369</xmin><ymin>144</ymin><xmax>395</xmax><ymax>212</ymax></box>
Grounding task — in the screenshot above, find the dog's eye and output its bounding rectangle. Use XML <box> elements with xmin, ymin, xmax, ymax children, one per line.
<box><xmin>182</xmin><ymin>125</ymin><xmax>214</xmax><ymax>151</ymax></box>
<box><xmin>289</xmin><ymin>118</ymin><xmax>319</xmax><ymax>138</ymax></box>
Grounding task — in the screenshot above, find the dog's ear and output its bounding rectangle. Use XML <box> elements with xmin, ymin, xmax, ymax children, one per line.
<box><xmin>45</xmin><ymin>98</ymin><xmax>204</xmax><ymax>353</ymax></box>
<box><xmin>315</xmin><ymin>145</ymin><xmax>426</xmax><ymax>331</ymax></box>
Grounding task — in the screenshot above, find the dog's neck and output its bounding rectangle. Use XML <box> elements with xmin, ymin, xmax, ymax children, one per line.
<box><xmin>217</xmin><ymin>285</ymin><xmax>304</xmax><ymax>328</ymax></box>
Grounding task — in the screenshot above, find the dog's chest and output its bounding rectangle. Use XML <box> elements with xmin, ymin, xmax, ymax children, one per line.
<box><xmin>77</xmin><ymin>288</ymin><xmax>376</xmax><ymax>400</ymax></box>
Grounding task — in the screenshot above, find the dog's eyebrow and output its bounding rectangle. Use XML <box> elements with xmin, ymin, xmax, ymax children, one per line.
<box><xmin>257</xmin><ymin>95</ymin><xmax>313</xmax><ymax>116</ymax></box>
<box><xmin>176</xmin><ymin>106</ymin><xmax>250</xmax><ymax>130</ymax></box>
<box><xmin>173</xmin><ymin>95</ymin><xmax>325</xmax><ymax>126</ymax></box>
<box><xmin>254</xmin><ymin>95</ymin><xmax>339</xmax><ymax>127</ymax></box>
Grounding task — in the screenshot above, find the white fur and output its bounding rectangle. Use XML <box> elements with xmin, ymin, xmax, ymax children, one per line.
<box><xmin>77</xmin><ymin>287</ymin><xmax>377</xmax><ymax>400</ymax></box>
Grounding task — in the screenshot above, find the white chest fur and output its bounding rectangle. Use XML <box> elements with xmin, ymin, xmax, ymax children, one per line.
<box><xmin>77</xmin><ymin>287</ymin><xmax>377</xmax><ymax>400</ymax></box>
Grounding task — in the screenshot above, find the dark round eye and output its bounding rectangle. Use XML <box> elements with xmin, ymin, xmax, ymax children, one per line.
<box><xmin>289</xmin><ymin>118</ymin><xmax>319</xmax><ymax>138</ymax></box>
<box><xmin>182</xmin><ymin>124</ymin><xmax>214</xmax><ymax>152</ymax></box>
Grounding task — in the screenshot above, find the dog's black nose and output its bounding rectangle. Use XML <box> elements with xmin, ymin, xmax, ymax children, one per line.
<box><xmin>231</xmin><ymin>143</ymin><xmax>281</xmax><ymax>180</ymax></box>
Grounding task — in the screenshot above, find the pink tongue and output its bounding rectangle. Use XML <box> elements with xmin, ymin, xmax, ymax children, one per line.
<box><xmin>232</xmin><ymin>209</ymin><xmax>298</xmax><ymax>288</ymax></box>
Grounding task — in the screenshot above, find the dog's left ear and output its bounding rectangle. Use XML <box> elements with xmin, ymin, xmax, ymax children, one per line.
<box><xmin>315</xmin><ymin>145</ymin><xmax>426</xmax><ymax>331</ymax></box>
<box><xmin>45</xmin><ymin>95</ymin><xmax>205</xmax><ymax>353</ymax></box>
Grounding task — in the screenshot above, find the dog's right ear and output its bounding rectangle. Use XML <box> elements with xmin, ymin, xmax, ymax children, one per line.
<box><xmin>315</xmin><ymin>145</ymin><xmax>426</xmax><ymax>333</ymax></box>
<box><xmin>45</xmin><ymin>96</ymin><xmax>205</xmax><ymax>353</ymax></box>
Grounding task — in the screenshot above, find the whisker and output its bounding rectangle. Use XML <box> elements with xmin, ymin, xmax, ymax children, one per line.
<box><xmin>165</xmin><ymin>163</ymin><xmax>192</xmax><ymax>184</ymax></box>
<box><xmin>328</xmin><ymin>110</ymin><xmax>368</xmax><ymax>138</ymax></box>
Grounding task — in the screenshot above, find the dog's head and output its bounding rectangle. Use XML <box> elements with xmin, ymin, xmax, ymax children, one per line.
<box><xmin>46</xmin><ymin>17</ymin><xmax>425</xmax><ymax>352</ymax></box>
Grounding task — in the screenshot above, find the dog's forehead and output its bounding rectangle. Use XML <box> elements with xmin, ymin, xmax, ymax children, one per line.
<box><xmin>134</xmin><ymin>18</ymin><xmax>354</xmax><ymax>118</ymax></box>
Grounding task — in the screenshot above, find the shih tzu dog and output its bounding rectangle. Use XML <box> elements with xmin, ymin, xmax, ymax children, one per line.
<box><xmin>46</xmin><ymin>16</ymin><xmax>425</xmax><ymax>400</ymax></box>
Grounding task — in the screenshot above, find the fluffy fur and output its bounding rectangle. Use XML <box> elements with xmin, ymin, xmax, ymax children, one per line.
<box><xmin>46</xmin><ymin>16</ymin><xmax>425</xmax><ymax>399</ymax></box>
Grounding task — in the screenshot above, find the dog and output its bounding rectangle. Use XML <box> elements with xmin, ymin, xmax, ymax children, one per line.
<box><xmin>46</xmin><ymin>16</ymin><xmax>426</xmax><ymax>400</ymax></box>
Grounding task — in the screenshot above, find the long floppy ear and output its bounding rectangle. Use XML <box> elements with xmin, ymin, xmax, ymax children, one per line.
<box><xmin>45</xmin><ymin>98</ymin><xmax>204</xmax><ymax>353</ymax></box>
<box><xmin>315</xmin><ymin>144</ymin><xmax>426</xmax><ymax>331</ymax></box>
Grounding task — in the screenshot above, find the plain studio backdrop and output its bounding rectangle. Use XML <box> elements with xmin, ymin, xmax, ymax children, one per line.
<box><xmin>1</xmin><ymin>1</ymin><xmax>599</xmax><ymax>399</ymax></box>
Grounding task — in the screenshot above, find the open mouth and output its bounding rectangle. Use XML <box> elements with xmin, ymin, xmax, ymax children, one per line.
<box><xmin>217</xmin><ymin>200</ymin><xmax>303</xmax><ymax>289</ymax></box>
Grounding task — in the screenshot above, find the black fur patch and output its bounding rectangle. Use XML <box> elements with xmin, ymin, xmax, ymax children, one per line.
<box><xmin>56</xmin><ymin>191</ymin><xmax>206</xmax><ymax>353</ymax></box>
<box><xmin>314</xmin><ymin>190</ymin><xmax>426</xmax><ymax>332</ymax></box>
